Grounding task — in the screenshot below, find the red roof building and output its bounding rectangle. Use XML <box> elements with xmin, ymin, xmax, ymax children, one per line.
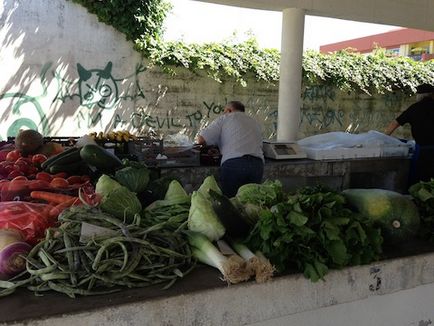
<box><xmin>320</xmin><ymin>28</ymin><xmax>434</xmax><ymax>61</ymax></box>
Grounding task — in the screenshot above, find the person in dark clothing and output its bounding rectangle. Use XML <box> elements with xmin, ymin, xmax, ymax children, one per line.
<box><xmin>385</xmin><ymin>83</ymin><xmax>434</xmax><ymax>185</ymax></box>
<box><xmin>196</xmin><ymin>101</ymin><xmax>264</xmax><ymax>197</ymax></box>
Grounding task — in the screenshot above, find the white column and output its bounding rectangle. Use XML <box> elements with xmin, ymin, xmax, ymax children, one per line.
<box><xmin>277</xmin><ymin>8</ymin><xmax>305</xmax><ymax>141</ymax></box>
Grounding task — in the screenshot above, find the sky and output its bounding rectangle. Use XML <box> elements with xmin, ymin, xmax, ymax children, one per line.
<box><xmin>163</xmin><ymin>0</ymin><xmax>400</xmax><ymax>50</ymax></box>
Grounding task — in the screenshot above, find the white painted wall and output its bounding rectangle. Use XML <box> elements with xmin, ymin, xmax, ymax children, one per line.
<box><xmin>0</xmin><ymin>0</ymin><xmax>414</xmax><ymax>142</ymax></box>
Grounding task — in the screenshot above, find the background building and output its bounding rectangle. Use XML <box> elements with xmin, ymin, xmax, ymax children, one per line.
<box><xmin>320</xmin><ymin>28</ymin><xmax>434</xmax><ymax>61</ymax></box>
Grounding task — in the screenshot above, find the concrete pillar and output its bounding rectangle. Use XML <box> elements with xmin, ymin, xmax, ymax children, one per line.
<box><xmin>277</xmin><ymin>8</ymin><xmax>305</xmax><ymax>141</ymax></box>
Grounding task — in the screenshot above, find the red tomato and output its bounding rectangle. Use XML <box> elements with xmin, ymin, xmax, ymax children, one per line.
<box><xmin>7</xmin><ymin>170</ymin><xmax>24</xmax><ymax>180</ymax></box>
<box><xmin>1</xmin><ymin>162</ymin><xmax>17</xmax><ymax>175</ymax></box>
<box><xmin>81</xmin><ymin>175</ymin><xmax>91</xmax><ymax>183</ymax></box>
<box><xmin>31</xmin><ymin>154</ymin><xmax>48</xmax><ymax>165</ymax></box>
<box><xmin>53</xmin><ymin>172</ymin><xmax>68</xmax><ymax>179</ymax></box>
<box><xmin>36</xmin><ymin>172</ymin><xmax>53</xmax><ymax>182</ymax></box>
<box><xmin>11</xmin><ymin>176</ymin><xmax>28</xmax><ymax>182</ymax></box>
<box><xmin>50</xmin><ymin>177</ymin><xmax>69</xmax><ymax>188</ymax></box>
<box><xmin>5</xmin><ymin>150</ymin><xmax>21</xmax><ymax>162</ymax></box>
<box><xmin>28</xmin><ymin>179</ymin><xmax>51</xmax><ymax>190</ymax></box>
<box><xmin>0</xmin><ymin>180</ymin><xmax>9</xmax><ymax>191</ymax></box>
<box><xmin>27</xmin><ymin>166</ymin><xmax>39</xmax><ymax>175</ymax></box>
<box><xmin>67</xmin><ymin>176</ymin><xmax>83</xmax><ymax>185</ymax></box>
<box><xmin>13</xmin><ymin>158</ymin><xmax>31</xmax><ymax>174</ymax></box>
<box><xmin>0</xmin><ymin>150</ymin><xmax>10</xmax><ymax>161</ymax></box>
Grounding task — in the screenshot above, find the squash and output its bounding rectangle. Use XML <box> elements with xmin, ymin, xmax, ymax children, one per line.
<box><xmin>342</xmin><ymin>188</ymin><xmax>420</xmax><ymax>244</ymax></box>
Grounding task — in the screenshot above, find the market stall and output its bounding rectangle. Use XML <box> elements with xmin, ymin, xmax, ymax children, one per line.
<box><xmin>0</xmin><ymin>129</ymin><xmax>433</xmax><ymax>325</ymax></box>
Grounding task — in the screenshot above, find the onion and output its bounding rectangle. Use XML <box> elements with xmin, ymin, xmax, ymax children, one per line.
<box><xmin>0</xmin><ymin>229</ymin><xmax>31</xmax><ymax>280</ymax></box>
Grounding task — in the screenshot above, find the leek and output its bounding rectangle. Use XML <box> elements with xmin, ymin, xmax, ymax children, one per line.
<box><xmin>231</xmin><ymin>241</ymin><xmax>275</xmax><ymax>283</ymax></box>
<box><xmin>188</xmin><ymin>232</ymin><xmax>250</xmax><ymax>284</ymax></box>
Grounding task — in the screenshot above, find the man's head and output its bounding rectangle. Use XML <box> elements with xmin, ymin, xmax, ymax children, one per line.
<box><xmin>416</xmin><ymin>83</ymin><xmax>434</xmax><ymax>94</ymax></box>
<box><xmin>224</xmin><ymin>101</ymin><xmax>245</xmax><ymax>114</ymax></box>
<box><xmin>415</xmin><ymin>83</ymin><xmax>434</xmax><ymax>100</ymax></box>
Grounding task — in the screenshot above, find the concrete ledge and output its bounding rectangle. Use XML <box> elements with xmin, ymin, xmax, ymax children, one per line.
<box><xmin>5</xmin><ymin>252</ymin><xmax>433</xmax><ymax>326</ymax></box>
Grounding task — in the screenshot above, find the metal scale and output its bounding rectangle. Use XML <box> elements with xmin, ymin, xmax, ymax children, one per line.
<box><xmin>263</xmin><ymin>140</ymin><xmax>307</xmax><ymax>160</ymax></box>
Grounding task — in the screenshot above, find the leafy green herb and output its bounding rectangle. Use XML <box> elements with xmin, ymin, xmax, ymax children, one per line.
<box><xmin>246</xmin><ymin>185</ymin><xmax>383</xmax><ymax>282</ymax></box>
<box><xmin>409</xmin><ymin>180</ymin><xmax>434</xmax><ymax>241</ymax></box>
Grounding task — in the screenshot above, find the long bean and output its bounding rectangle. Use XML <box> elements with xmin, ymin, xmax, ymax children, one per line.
<box><xmin>1</xmin><ymin>205</ymin><xmax>194</xmax><ymax>298</ymax></box>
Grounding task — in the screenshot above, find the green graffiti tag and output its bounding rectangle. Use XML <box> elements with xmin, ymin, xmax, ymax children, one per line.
<box><xmin>0</xmin><ymin>63</ymin><xmax>53</xmax><ymax>140</ymax></box>
<box><xmin>54</xmin><ymin>62</ymin><xmax>147</xmax><ymax>111</ymax></box>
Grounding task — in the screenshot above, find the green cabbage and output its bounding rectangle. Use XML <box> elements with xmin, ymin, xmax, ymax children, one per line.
<box><xmin>95</xmin><ymin>175</ymin><xmax>142</xmax><ymax>222</ymax></box>
<box><xmin>145</xmin><ymin>180</ymin><xmax>190</xmax><ymax>210</ymax></box>
<box><xmin>198</xmin><ymin>175</ymin><xmax>222</xmax><ymax>200</ymax></box>
<box><xmin>188</xmin><ymin>191</ymin><xmax>225</xmax><ymax>241</ymax></box>
<box><xmin>164</xmin><ymin>180</ymin><xmax>190</xmax><ymax>203</ymax></box>
<box><xmin>236</xmin><ymin>180</ymin><xmax>283</xmax><ymax>208</ymax></box>
<box><xmin>115</xmin><ymin>165</ymin><xmax>150</xmax><ymax>193</ymax></box>
<box><xmin>95</xmin><ymin>174</ymin><xmax>123</xmax><ymax>198</ymax></box>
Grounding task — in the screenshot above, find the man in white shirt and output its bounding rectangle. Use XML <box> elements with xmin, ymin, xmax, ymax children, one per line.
<box><xmin>197</xmin><ymin>101</ymin><xmax>264</xmax><ymax>197</ymax></box>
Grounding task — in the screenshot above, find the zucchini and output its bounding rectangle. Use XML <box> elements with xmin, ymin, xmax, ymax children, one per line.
<box><xmin>41</xmin><ymin>147</ymin><xmax>80</xmax><ymax>170</ymax></box>
<box><xmin>80</xmin><ymin>144</ymin><xmax>122</xmax><ymax>173</ymax></box>
<box><xmin>48</xmin><ymin>161</ymin><xmax>87</xmax><ymax>174</ymax></box>
<box><xmin>209</xmin><ymin>189</ymin><xmax>251</xmax><ymax>239</ymax></box>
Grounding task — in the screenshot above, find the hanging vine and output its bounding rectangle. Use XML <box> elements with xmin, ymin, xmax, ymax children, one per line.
<box><xmin>71</xmin><ymin>0</ymin><xmax>434</xmax><ymax>95</ymax></box>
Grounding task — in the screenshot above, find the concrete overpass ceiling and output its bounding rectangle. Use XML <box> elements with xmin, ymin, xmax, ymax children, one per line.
<box><xmin>191</xmin><ymin>0</ymin><xmax>434</xmax><ymax>31</ymax></box>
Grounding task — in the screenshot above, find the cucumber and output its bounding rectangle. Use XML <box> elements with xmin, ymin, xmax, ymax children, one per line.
<box><xmin>80</xmin><ymin>144</ymin><xmax>122</xmax><ymax>173</ymax></box>
<box><xmin>49</xmin><ymin>161</ymin><xmax>87</xmax><ymax>174</ymax></box>
<box><xmin>41</xmin><ymin>147</ymin><xmax>80</xmax><ymax>170</ymax></box>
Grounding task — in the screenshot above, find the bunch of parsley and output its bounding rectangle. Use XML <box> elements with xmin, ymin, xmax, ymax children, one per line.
<box><xmin>246</xmin><ymin>185</ymin><xmax>383</xmax><ymax>282</ymax></box>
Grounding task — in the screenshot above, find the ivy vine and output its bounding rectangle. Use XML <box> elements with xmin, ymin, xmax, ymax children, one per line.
<box><xmin>71</xmin><ymin>0</ymin><xmax>434</xmax><ymax>95</ymax></box>
<box><xmin>70</xmin><ymin>0</ymin><xmax>171</xmax><ymax>41</ymax></box>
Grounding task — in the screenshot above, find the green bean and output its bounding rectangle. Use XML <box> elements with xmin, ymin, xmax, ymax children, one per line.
<box><xmin>48</xmin><ymin>281</ymin><xmax>121</xmax><ymax>297</ymax></box>
<box><xmin>27</xmin><ymin>263</ymin><xmax>58</xmax><ymax>276</ymax></box>
<box><xmin>63</xmin><ymin>232</ymin><xmax>77</xmax><ymax>285</ymax></box>
<box><xmin>0</xmin><ymin>277</ymin><xmax>35</xmax><ymax>297</ymax></box>
<box><xmin>112</xmin><ymin>246</ymin><xmax>146</xmax><ymax>279</ymax></box>
<box><xmin>39</xmin><ymin>248</ymin><xmax>67</xmax><ymax>272</ymax></box>
<box><xmin>161</xmin><ymin>278</ymin><xmax>177</xmax><ymax>290</ymax></box>
<box><xmin>38</xmin><ymin>250</ymin><xmax>52</xmax><ymax>267</ymax></box>
<box><xmin>87</xmin><ymin>276</ymin><xmax>96</xmax><ymax>291</ymax></box>
<box><xmin>40</xmin><ymin>272</ymin><xmax>70</xmax><ymax>282</ymax></box>
<box><xmin>27</xmin><ymin>284</ymin><xmax>51</xmax><ymax>292</ymax></box>
<box><xmin>0</xmin><ymin>280</ymin><xmax>14</xmax><ymax>289</ymax></box>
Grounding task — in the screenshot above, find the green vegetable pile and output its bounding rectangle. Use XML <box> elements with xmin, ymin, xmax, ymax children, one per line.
<box><xmin>96</xmin><ymin>175</ymin><xmax>142</xmax><ymax>222</ymax></box>
<box><xmin>409</xmin><ymin>180</ymin><xmax>434</xmax><ymax>241</ymax></box>
<box><xmin>0</xmin><ymin>206</ymin><xmax>194</xmax><ymax>298</ymax></box>
<box><xmin>244</xmin><ymin>185</ymin><xmax>383</xmax><ymax>282</ymax></box>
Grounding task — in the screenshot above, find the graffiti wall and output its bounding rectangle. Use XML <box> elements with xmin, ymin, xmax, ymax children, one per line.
<box><xmin>0</xmin><ymin>0</ymin><xmax>413</xmax><ymax>141</ymax></box>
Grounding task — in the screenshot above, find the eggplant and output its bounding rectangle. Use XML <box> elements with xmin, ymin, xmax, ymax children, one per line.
<box><xmin>208</xmin><ymin>189</ymin><xmax>251</xmax><ymax>239</ymax></box>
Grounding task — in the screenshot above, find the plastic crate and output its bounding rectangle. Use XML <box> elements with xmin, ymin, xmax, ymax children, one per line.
<box><xmin>158</xmin><ymin>147</ymin><xmax>200</xmax><ymax>167</ymax></box>
<box><xmin>127</xmin><ymin>139</ymin><xmax>163</xmax><ymax>166</ymax></box>
<box><xmin>303</xmin><ymin>146</ymin><xmax>382</xmax><ymax>160</ymax></box>
<box><xmin>379</xmin><ymin>144</ymin><xmax>411</xmax><ymax>157</ymax></box>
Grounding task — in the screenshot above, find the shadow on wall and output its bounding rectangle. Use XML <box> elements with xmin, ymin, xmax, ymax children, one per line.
<box><xmin>0</xmin><ymin>0</ymin><xmax>147</xmax><ymax>140</ymax></box>
<box><xmin>0</xmin><ymin>0</ymin><xmax>414</xmax><ymax>142</ymax></box>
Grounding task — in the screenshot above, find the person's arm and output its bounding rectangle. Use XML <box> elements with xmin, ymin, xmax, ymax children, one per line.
<box><xmin>196</xmin><ymin>135</ymin><xmax>206</xmax><ymax>145</ymax></box>
<box><xmin>384</xmin><ymin>120</ymin><xmax>400</xmax><ymax>136</ymax></box>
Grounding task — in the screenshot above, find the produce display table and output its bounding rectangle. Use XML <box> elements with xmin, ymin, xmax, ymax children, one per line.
<box><xmin>161</xmin><ymin>157</ymin><xmax>410</xmax><ymax>194</ymax></box>
<box><xmin>0</xmin><ymin>151</ymin><xmax>418</xmax><ymax>326</ymax></box>
<box><xmin>1</xmin><ymin>240</ymin><xmax>433</xmax><ymax>325</ymax></box>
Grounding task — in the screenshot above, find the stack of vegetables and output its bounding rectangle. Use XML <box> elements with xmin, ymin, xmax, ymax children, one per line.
<box><xmin>234</xmin><ymin>182</ymin><xmax>384</xmax><ymax>282</ymax></box>
<box><xmin>0</xmin><ymin>161</ymin><xmax>196</xmax><ymax>297</ymax></box>
<box><xmin>187</xmin><ymin>176</ymin><xmax>275</xmax><ymax>284</ymax></box>
<box><xmin>409</xmin><ymin>180</ymin><xmax>434</xmax><ymax>241</ymax></box>
<box><xmin>0</xmin><ymin>134</ymin><xmax>432</xmax><ymax>299</ymax></box>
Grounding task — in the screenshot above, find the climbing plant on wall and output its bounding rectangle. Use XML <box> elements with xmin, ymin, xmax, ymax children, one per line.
<box><xmin>70</xmin><ymin>0</ymin><xmax>171</xmax><ymax>42</ymax></box>
<box><xmin>71</xmin><ymin>0</ymin><xmax>434</xmax><ymax>95</ymax></box>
